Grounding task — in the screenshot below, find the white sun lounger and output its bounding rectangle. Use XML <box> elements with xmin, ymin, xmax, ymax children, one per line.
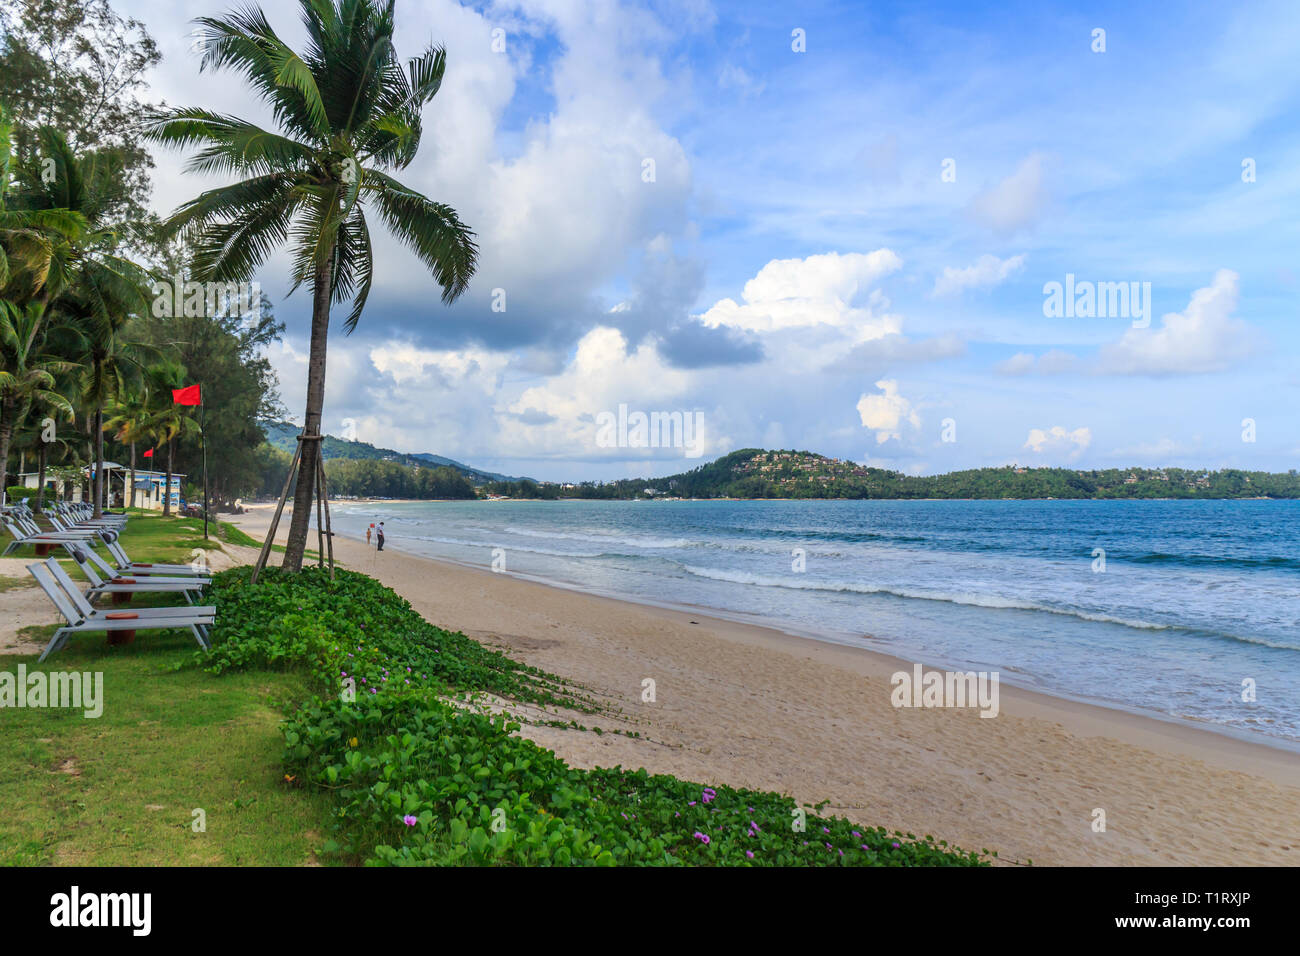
<box><xmin>103</xmin><ymin>538</ymin><xmax>211</xmax><ymax>576</ymax></box>
<box><xmin>76</xmin><ymin>546</ymin><xmax>211</xmax><ymax>585</ymax></box>
<box><xmin>64</xmin><ymin>546</ymin><xmax>207</xmax><ymax>605</ymax></box>
<box><xmin>17</xmin><ymin>514</ymin><xmax>105</xmax><ymax>540</ymax></box>
<box><xmin>2</xmin><ymin>520</ymin><xmax>103</xmax><ymax>556</ymax></box>
<box><xmin>28</xmin><ymin>560</ymin><xmax>215</xmax><ymax>662</ymax></box>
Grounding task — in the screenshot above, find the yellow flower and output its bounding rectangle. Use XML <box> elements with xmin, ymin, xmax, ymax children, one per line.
<box><xmin>349</xmin><ymin>737</ymin><xmax>359</xmax><ymax>747</ymax></box>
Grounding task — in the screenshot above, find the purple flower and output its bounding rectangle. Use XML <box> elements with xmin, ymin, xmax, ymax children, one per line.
<box><xmin>403</xmin><ymin>815</ymin><xmax>417</xmax><ymax>826</ymax></box>
<box><xmin>745</xmin><ymin>850</ymin><xmax>754</xmax><ymax>859</ymax></box>
<box><xmin>892</xmin><ymin>841</ymin><xmax>900</xmax><ymax>848</ymax></box>
<box><xmin>851</xmin><ymin>830</ymin><xmax>860</xmax><ymax>838</ymax></box>
<box><xmin>693</xmin><ymin>832</ymin><xmax>710</xmax><ymax>845</ymax></box>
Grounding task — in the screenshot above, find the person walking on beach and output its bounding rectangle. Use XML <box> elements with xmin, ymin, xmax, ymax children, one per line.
<box><xmin>366</xmin><ymin>524</ymin><xmax>373</xmax><ymax>547</ymax></box>
<box><xmin>376</xmin><ymin>522</ymin><xmax>385</xmax><ymax>552</ymax></box>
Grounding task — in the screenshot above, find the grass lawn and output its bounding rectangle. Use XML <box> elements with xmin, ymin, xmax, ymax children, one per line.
<box><xmin>0</xmin><ymin>513</ymin><xmax>334</xmax><ymax>866</ymax></box>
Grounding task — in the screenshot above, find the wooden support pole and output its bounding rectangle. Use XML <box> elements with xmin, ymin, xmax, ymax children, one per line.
<box><xmin>250</xmin><ymin>434</ymin><xmax>311</xmax><ymax>584</ymax></box>
<box><xmin>316</xmin><ymin>453</ymin><xmax>335</xmax><ymax>581</ymax></box>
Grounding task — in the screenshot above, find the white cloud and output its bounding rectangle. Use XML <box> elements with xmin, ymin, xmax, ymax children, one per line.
<box><xmin>966</xmin><ymin>153</ymin><xmax>1051</xmax><ymax>235</ymax></box>
<box><xmin>856</xmin><ymin>379</ymin><xmax>920</xmax><ymax>444</ymax></box>
<box><xmin>1024</xmin><ymin>425</ymin><xmax>1091</xmax><ymax>459</ymax></box>
<box><xmin>700</xmin><ymin>250</ymin><xmax>903</xmax><ymax>333</ymax></box>
<box><xmin>503</xmin><ymin>326</ymin><xmax>723</xmax><ymax>459</ymax></box>
<box><xmin>1096</xmin><ymin>269</ymin><xmax>1257</xmax><ymax>375</ymax></box>
<box><xmin>932</xmin><ymin>253</ymin><xmax>1026</xmax><ymax>297</ymax></box>
<box><xmin>369</xmin><ymin>343</ymin><xmax>509</xmax><ymax>388</ymax></box>
<box><xmin>995</xmin><ymin>348</ymin><xmax>1078</xmax><ymax>375</ymax></box>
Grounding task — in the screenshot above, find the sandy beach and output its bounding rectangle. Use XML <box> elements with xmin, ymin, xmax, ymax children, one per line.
<box><xmin>212</xmin><ymin>504</ymin><xmax>1297</xmax><ymax>867</ymax></box>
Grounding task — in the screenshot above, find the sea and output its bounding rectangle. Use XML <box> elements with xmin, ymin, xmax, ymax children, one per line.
<box><xmin>328</xmin><ymin>498</ymin><xmax>1300</xmax><ymax>747</ymax></box>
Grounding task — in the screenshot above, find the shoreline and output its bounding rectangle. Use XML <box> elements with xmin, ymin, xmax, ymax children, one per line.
<box><xmin>324</xmin><ymin>499</ymin><xmax>1300</xmax><ymax>758</ymax></box>
<box><xmin>360</xmin><ymin>525</ymin><xmax>1300</xmax><ymax>760</ymax></box>
<box><xmin>229</xmin><ymin>504</ymin><xmax>1300</xmax><ymax>865</ymax></box>
<box><xmin>362</xmin><ymin>532</ymin><xmax>1300</xmax><ymax>777</ymax></box>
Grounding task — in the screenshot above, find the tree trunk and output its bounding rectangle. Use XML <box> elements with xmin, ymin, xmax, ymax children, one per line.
<box><xmin>282</xmin><ymin>256</ymin><xmax>334</xmax><ymax>572</ymax></box>
<box><xmin>36</xmin><ymin>442</ymin><xmax>47</xmax><ymax>513</ymax></box>
<box><xmin>0</xmin><ymin>414</ymin><xmax>13</xmax><ymax>508</ymax></box>
<box><xmin>92</xmin><ymin>370</ymin><xmax>104</xmax><ymax>518</ymax></box>
<box><xmin>128</xmin><ymin>442</ymin><xmax>136</xmax><ymax>512</ymax></box>
<box><xmin>163</xmin><ymin>438</ymin><xmax>174</xmax><ymax>518</ymax></box>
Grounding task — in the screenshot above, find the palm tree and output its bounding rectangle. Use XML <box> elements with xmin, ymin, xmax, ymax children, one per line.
<box><xmin>104</xmin><ymin>391</ymin><xmax>151</xmax><ymax>510</ymax></box>
<box><xmin>142</xmin><ymin>362</ymin><xmax>197</xmax><ymax>518</ymax></box>
<box><xmin>14</xmin><ymin>405</ymin><xmax>75</xmax><ymax>513</ymax></box>
<box><xmin>0</xmin><ymin>301</ymin><xmax>77</xmax><ymax>502</ymax></box>
<box><xmin>6</xmin><ymin>128</ymin><xmax>150</xmax><ymax>515</ymax></box>
<box><xmin>146</xmin><ymin>0</ymin><xmax>477</xmax><ymax>571</ymax></box>
<box><xmin>75</xmin><ymin>316</ymin><xmax>153</xmax><ymax>515</ymax></box>
<box><xmin>0</xmin><ymin>107</ymin><xmax>88</xmax><ymax>313</ymax></box>
<box><xmin>6</xmin><ymin>128</ymin><xmax>142</xmax><ymax>343</ymax></box>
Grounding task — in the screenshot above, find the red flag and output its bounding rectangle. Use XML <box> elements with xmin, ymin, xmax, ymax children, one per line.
<box><xmin>172</xmin><ymin>384</ymin><xmax>202</xmax><ymax>405</ymax></box>
<box><xmin>143</xmin><ymin>448</ymin><xmax>154</xmax><ymax>458</ymax></box>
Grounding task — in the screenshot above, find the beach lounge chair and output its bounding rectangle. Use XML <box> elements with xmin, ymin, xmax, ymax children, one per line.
<box><xmin>17</xmin><ymin>513</ymin><xmax>105</xmax><ymax>540</ymax></box>
<box><xmin>64</xmin><ymin>546</ymin><xmax>207</xmax><ymax>605</ymax></box>
<box><xmin>2</xmin><ymin>520</ymin><xmax>104</xmax><ymax>556</ymax></box>
<box><xmin>49</xmin><ymin>515</ymin><xmax>123</xmax><ymax>536</ymax></box>
<box><xmin>27</xmin><ymin>560</ymin><xmax>215</xmax><ymax>662</ymax></box>
<box><xmin>103</xmin><ymin>538</ymin><xmax>210</xmax><ymax>576</ymax></box>
<box><xmin>76</xmin><ymin>546</ymin><xmax>211</xmax><ymax>585</ymax></box>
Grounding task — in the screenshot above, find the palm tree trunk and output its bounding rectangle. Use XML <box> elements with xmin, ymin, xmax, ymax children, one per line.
<box><xmin>163</xmin><ymin>438</ymin><xmax>174</xmax><ymax>518</ymax></box>
<box><xmin>36</xmin><ymin>442</ymin><xmax>47</xmax><ymax>513</ymax></box>
<box><xmin>282</xmin><ymin>256</ymin><xmax>334</xmax><ymax>572</ymax></box>
<box><xmin>0</xmin><ymin>410</ymin><xmax>13</xmax><ymax>508</ymax></box>
<box><xmin>129</xmin><ymin>442</ymin><xmax>136</xmax><ymax>512</ymax></box>
<box><xmin>92</xmin><ymin>367</ymin><xmax>104</xmax><ymax>519</ymax></box>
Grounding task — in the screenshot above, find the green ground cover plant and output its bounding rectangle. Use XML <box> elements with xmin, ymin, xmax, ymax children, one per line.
<box><xmin>205</xmin><ymin>566</ymin><xmax>990</xmax><ymax>867</ymax></box>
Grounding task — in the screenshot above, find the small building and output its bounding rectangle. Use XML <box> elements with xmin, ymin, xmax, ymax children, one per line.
<box><xmin>18</xmin><ymin>465</ymin><xmax>185</xmax><ymax>511</ymax></box>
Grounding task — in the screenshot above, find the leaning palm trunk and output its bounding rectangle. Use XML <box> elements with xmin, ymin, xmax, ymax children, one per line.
<box><xmin>282</xmin><ymin>258</ymin><xmax>334</xmax><ymax>572</ymax></box>
<box><xmin>128</xmin><ymin>442</ymin><xmax>136</xmax><ymax>511</ymax></box>
<box><xmin>147</xmin><ymin>0</ymin><xmax>479</xmax><ymax>571</ymax></box>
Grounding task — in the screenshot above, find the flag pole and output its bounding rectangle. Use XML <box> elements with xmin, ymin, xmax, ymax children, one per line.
<box><xmin>201</xmin><ymin>392</ymin><xmax>209</xmax><ymax>541</ymax></box>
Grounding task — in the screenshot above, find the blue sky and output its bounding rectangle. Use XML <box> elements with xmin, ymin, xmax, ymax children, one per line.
<box><xmin>128</xmin><ymin>0</ymin><xmax>1300</xmax><ymax>480</ymax></box>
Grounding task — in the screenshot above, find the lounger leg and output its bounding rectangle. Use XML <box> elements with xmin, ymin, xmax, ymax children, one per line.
<box><xmin>189</xmin><ymin>624</ymin><xmax>209</xmax><ymax>651</ymax></box>
<box><xmin>38</xmin><ymin>627</ymin><xmax>69</xmax><ymax>663</ymax></box>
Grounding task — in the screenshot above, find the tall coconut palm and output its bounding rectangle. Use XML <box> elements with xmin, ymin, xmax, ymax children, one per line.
<box><xmin>0</xmin><ymin>301</ymin><xmax>77</xmax><ymax>502</ymax></box>
<box><xmin>74</xmin><ymin>316</ymin><xmax>153</xmax><ymax>515</ymax></box>
<box><xmin>6</xmin><ymin>128</ymin><xmax>142</xmax><ymax>342</ymax></box>
<box><xmin>104</xmin><ymin>391</ymin><xmax>151</xmax><ymax>510</ymax></box>
<box><xmin>14</xmin><ymin>403</ymin><xmax>76</xmax><ymax>513</ymax></box>
<box><xmin>141</xmin><ymin>362</ymin><xmax>197</xmax><ymax>518</ymax></box>
<box><xmin>7</xmin><ymin>128</ymin><xmax>150</xmax><ymax>515</ymax></box>
<box><xmin>146</xmin><ymin>0</ymin><xmax>477</xmax><ymax>571</ymax></box>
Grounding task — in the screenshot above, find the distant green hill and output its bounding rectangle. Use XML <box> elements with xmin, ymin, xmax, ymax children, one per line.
<box><xmin>481</xmin><ymin>448</ymin><xmax>1300</xmax><ymax>500</ymax></box>
<box><xmin>260</xmin><ymin>421</ymin><xmax>531</xmax><ymax>485</ymax></box>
